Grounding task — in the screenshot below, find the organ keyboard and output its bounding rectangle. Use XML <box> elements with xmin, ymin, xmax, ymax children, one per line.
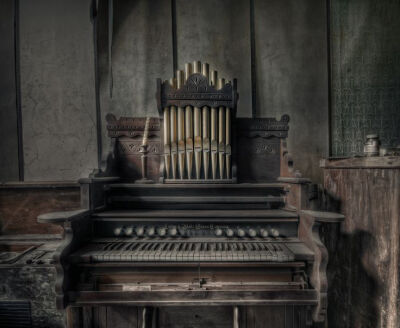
<box><xmin>72</xmin><ymin>240</ymin><xmax>299</xmax><ymax>263</ymax></box>
<box><xmin>38</xmin><ymin>62</ymin><xmax>344</xmax><ymax>327</ymax></box>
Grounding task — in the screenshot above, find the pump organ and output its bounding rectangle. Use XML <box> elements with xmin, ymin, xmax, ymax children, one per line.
<box><xmin>38</xmin><ymin>62</ymin><xmax>343</xmax><ymax>328</ymax></box>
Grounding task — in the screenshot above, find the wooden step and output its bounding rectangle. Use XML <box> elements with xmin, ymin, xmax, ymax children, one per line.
<box><xmin>107</xmin><ymin>183</ymin><xmax>286</xmax><ymax>197</ymax></box>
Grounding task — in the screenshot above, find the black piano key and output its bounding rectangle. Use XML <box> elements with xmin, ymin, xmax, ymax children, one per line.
<box><xmin>137</xmin><ymin>243</ymin><xmax>147</xmax><ymax>251</ymax></box>
<box><xmin>129</xmin><ymin>242</ymin><xmax>140</xmax><ymax>251</ymax></box>
<box><xmin>257</xmin><ymin>242</ymin><xmax>266</xmax><ymax>250</ymax></box>
<box><xmin>121</xmin><ymin>243</ymin><xmax>133</xmax><ymax>251</ymax></box>
<box><xmin>103</xmin><ymin>243</ymin><xmax>112</xmax><ymax>251</ymax></box>
<box><xmin>115</xmin><ymin>242</ymin><xmax>126</xmax><ymax>251</ymax></box>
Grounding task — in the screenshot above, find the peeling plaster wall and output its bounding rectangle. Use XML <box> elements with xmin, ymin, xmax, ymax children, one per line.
<box><xmin>254</xmin><ymin>0</ymin><xmax>329</xmax><ymax>182</ymax></box>
<box><xmin>176</xmin><ymin>0</ymin><xmax>252</xmax><ymax>117</ymax></box>
<box><xmin>97</xmin><ymin>0</ymin><xmax>174</xmax><ymax>157</ymax></box>
<box><xmin>19</xmin><ymin>0</ymin><xmax>98</xmax><ymax>181</ymax></box>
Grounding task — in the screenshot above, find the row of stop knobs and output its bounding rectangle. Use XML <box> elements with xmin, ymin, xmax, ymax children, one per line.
<box><xmin>113</xmin><ymin>226</ymin><xmax>280</xmax><ymax>238</ymax></box>
<box><xmin>214</xmin><ymin>227</ymin><xmax>279</xmax><ymax>238</ymax></box>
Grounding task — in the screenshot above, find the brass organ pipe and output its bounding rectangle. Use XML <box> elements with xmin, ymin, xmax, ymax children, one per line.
<box><xmin>233</xmin><ymin>306</ymin><xmax>239</xmax><ymax>328</ymax></box>
<box><xmin>202</xmin><ymin>63</ymin><xmax>210</xmax><ymax>179</ymax></box>
<box><xmin>169</xmin><ymin>78</ymin><xmax>178</xmax><ymax>179</ymax></box>
<box><xmin>163</xmin><ymin>106</ymin><xmax>171</xmax><ymax>179</ymax></box>
<box><xmin>176</xmin><ymin>70</ymin><xmax>185</xmax><ymax>179</ymax></box>
<box><xmin>184</xmin><ymin>63</ymin><xmax>193</xmax><ymax>179</ymax></box>
<box><xmin>184</xmin><ymin>62</ymin><xmax>192</xmax><ymax>81</ymax></box>
<box><xmin>210</xmin><ymin>70</ymin><xmax>218</xmax><ymax>180</ymax></box>
<box><xmin>218</xmin><ymin>78</ymin><xmax>226</xmax><ymax>179</ymax></box>
<box><xmin>226</xmin><ymin>107</ymin><xmax>231</xmax><ymax>179</ymax></box>
<box><xmin>193</xmin><ymin>60</ymin><xmax>202</xmax><ymax>179</ymax></box>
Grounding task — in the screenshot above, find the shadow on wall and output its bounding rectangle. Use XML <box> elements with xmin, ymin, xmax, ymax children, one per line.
<box><xmin>321</xmin><ymin>191</ymin><xmax>380</xmax><ymax>328</ymax></box>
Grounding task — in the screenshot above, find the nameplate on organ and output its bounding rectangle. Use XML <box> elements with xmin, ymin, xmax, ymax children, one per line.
<box><xmin>157</xmin><ymin>60</ymin><xmax>238</xmax><ymax>182</ymax></box>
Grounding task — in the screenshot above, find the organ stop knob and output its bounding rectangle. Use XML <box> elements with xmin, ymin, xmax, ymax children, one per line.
<box><xmin>146</xmin><ymin>227</ymin><xmax>155</xmax><ymax>237</ymax></box>
<box><xmin>169</xmin><ymin>226</ymin><xmax>178</xmax><ymax>237</ymax></box>
<box><xmin>269</xmin><ymin>228</ymin><xmax>280</xmax><ymax>237</ymax></box>
<box><xmin>226</xmin><ymin>228</ymin><xmax>234</xmax><ymax>237</ymax></box>
<box><xmin>178</xmin><ymin>227</ymin><xmax>187</xmax><ymax>237</ymax></box>
<box><xmin>237</xmin><ymin>228</ymin><xmax>246</xmax><ymax>237</ymax></box>
<box><xmin>214</xmin><ymin>228</ymin><xmax>223</xmax><ymax>236</ymax></box>
<box><xmin>260</xmin><ymin>228</ymin><xmax>269</xmax><ymax>238</ymax></box>
<box><xmin>157</xmin><ymin>227</ymin><xmax>167</xmax><ymax>237</ymax></box>
<box><xmin>124</xmin><ymin>226</ymin><xmax>134</xmax><ymax>236</ymax></box>
<box><xmin>113</xmin><ymin>226</ymin><xmax>123</xmax><ymax>236</ymax></box>
<box><xmin>248</xmin><ymin>228</ymin><xmax>257</xmax><ymax>237</ymax></box>
<box><xmin>135</xmin><ymin>226</ymin><xmax>144</xmax><ymax>237</ymax></box>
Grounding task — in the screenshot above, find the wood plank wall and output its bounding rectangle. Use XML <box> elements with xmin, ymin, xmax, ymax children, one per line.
<box><xmin>0</xmin><ymin>183</ymin><xmax>80</xmax><ymax>235</ymax></box>
<box><xmin>323</xmin><ymin>166</ymin><xmax>400</xmax><ymax>328</ymax></box>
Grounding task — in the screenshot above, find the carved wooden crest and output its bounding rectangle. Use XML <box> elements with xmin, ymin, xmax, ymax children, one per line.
<box><xmin>157</xmin><ymin>73</ymin><xmax>238</xmax><ymax>113</ymax></box>
<box><xmin>106</xmin><ymin>114</ymin><xmax>160</xmax><ymax>138</ymax></box>
<box><xmin>238</xmin><ymin>115</ymin><xmax>290</xmax><ymax>138</ymax></box>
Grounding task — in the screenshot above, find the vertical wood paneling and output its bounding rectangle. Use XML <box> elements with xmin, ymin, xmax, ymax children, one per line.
<box><xmin>175</xmin><ymin>0</ymin><xmax>252</xmax><ymax>117</ymax></box>
<box><xmin>254</xmin><ymin>0</ymin><xmax>329</xmax><ymax>182</ymax></box>
<box><xmin>158</xmin><ymin>306</ymin><xmax>232</xmax><ymax>328</ymax></box>
<box><xmin>244</xmin><ymin>306</ymin><xmax>286</xmax><ymax>328</ymax></box>
<box><xmin>106</xmin><ymin>306</ymin><xmax>138</xmax><ymax>328</ymax></box>
<box><xmin>324</xmin><ymin>167</ymin><xmax>400</xmax><ymax>328</ymax></box>
<box><xmin>19</xmin><ymin>0</ymin><xmax>98</xmax><ymax>180</ymax></box>
<box><xmin>0</xmin><ymin>0</ymin><xmax>19</xmax><ymax>182</ymax></box>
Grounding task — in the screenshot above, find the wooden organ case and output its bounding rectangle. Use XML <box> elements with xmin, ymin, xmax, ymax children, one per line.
<box><xmin>39</xmin><ymin>62</ymin><xmax>343</xmax><ymax>328</ymax></box>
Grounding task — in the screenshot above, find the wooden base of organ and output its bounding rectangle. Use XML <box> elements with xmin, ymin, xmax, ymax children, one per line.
<box><xmin>38</xmin><ymin>63</ymin><xmax>343</xmax><ymax>327</ymax></box>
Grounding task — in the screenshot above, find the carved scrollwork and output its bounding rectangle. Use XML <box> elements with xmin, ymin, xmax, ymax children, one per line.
<box><xmin>106</xmin><ymin>115</ymin><xmax>160</xmax><ymax>138</ymax></box>
<box><xmin>254</xmin><ymin>143</ymin><xmax>277</xmax><ymax>154</ymax></box>
<box><xmin>237</xmin><ymin>116</ymin><xmax>290</xmax><ymax>139</ymax></box>
<box><xmin>118</xmin><ymin>141</ymin><xmax>161</xmax><ymax>155</ymax></box>
<box><xmin>158</xmin><ymin>73</ymin><xmax>238</xmax><ymax>111</ymax></box>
